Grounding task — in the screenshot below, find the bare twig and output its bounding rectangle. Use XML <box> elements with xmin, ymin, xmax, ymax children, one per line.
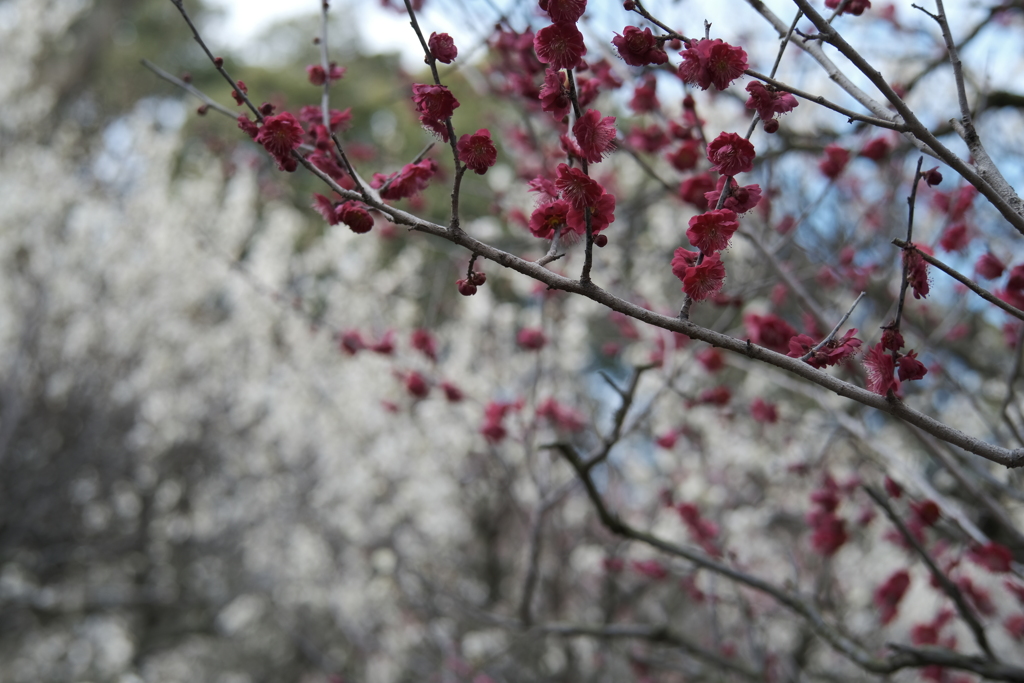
<box><xmin>140</xmin><ymin>59</ymin><xmax>236</xmax><ymax>117</ymax></box>
<box><xmin>745</xmin><ymin>70</ymin><xmax>907</xmax><ymax>131</ymax></box>
<box><xmin>800</xmin><ymin>292</ymin><xmax>865</xmax><ymax>363</ymax></box>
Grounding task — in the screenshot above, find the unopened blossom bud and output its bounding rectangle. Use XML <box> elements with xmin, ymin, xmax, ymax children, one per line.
<box><xmin>457</xmin><ymin>279</ymin><xmax>477</xmax><ymax>296</ymax></box>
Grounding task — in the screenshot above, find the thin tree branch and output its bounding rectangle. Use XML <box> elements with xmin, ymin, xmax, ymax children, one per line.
<box><xmin>745</xmin><ymin>70</ymin><xmax>907</xmax><ymax>131</ymax></box>
<box><xmin>790</xmin><ymin>0</ymin><xmax>1024</xmax><ymax>237</ymax></box>
<box><xmin>140</xmin><ymin>59</ymin><xmax>237</xmax><ymax>116</ymax></box>
<box><xmin>892</xmin><ymin>238</ymin><xmax>1024</xmax><ymax>323</ymax></box>
<box><xmin>800</xmin><ymin>292</ymin><xmax>864</xmax><ymax>362</ymax></box>
<box><xmin>863</xmin><ymin>485</ymin><xmax>994</xmax><ymax>659</ymax></box>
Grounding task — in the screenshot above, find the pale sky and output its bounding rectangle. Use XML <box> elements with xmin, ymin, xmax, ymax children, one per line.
<box><xmin>202</xmin><ymin>0</ymin><xmax>482</xmax><ymax>69</ymax></box>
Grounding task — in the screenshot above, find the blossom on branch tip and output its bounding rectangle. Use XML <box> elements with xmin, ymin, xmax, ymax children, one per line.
<box><xmin>441</xmin><ymin>381</ymin><xmax>464</xmax><ymax>402</ymax></box>
<box><xmin>744</xmin><ymin>313</ymin><xmax>797</xmax><ymax>354</ymax></box>
<box><xmin>826</xmin><ymin>0</ymin><xmax>871</xmax><ymax>15</ymax></box>
<box><xmin>370</xmin><ymin>330</ymin><xmax>396</xmax><ymax>355</ymax></box>
<box><xmin>337</xmin><ymin>201</ymin><xmax>373</xmax><ymax>234</ymax></box>
<box><xmin>625</xmin><ymin>123</ymin><xmax>670</xmax><ymax>154</ymax></box>
<box><xmin>922</xmin><ymin>167</ymin><xmax>943</xmax><ymax>186</ymax></box>
<box><xmin>678</xmin><ymin>173</ymin><xmax>715</xmax><ymax>210</ymax></box>
<box><xmin>404</xmin><ymin>371</ymin><xmax>429</xmax><ymax>398</ymax></box>
<box><xmin>529</xmin><ymin>200</ymin><xmax>569</xmax><ymax>239</ymax></box>
<box><xmin>298</xmin><ymin>105</ymin><xmax>352</xmax><ymax>132</ymax></box>
<box><xmin>338</xmin><ymin>330</ymin><xmax>365</xmax><ymax>355</ymax></box>
<box><xmin>655</xmin><ymin>430</ymin><xmax>679</xmax><ymax>449</ymax></box>
<box><xmin>539</xmin><ymin>0</ymin><xmax>587</xmax><ymax>23</ymax></box>
<box><xmin>881</xmin><ymin>327</ymin><xmax>905</xmax><ymax>352</ymax></box>
<box><xmin>698</xmin><ymin>386</ymin><xmax>731</xmax><ymax>406</ymax></box>
<box><xmin>629</xmin><ymin>74</ymin><xmax>659</xmax><ymax>113</ymax></box>
<box><xmin>968</xmin><ymin>542</ymin><xmax>1014</xmax><ymax>573</ymax></box>
<box><xmin>706</xmin><ymin>132</ymin><xmax>755</xmax><ymax>176</ymax></box>
<box><xmin>675</xmin><ymin>252</ymin><xmax>726</xmax><ymax>301</ymax></box>
<box><xmin>536</xmin><ymin>398</ymin><xmax>586</xmax><ymax>432</ymax></box>
<box><xmin>744</xmin><ymin>81</ymin><xmax>797</xmax><ymax>121</ymax></box>
<box><xmin>787</xmin><ymin>328</ymin><xmax>862</xmax><ymax>368</ymax></box>
<box><xmin>677</xmin><ymin>503</ymin><xmax>720</xmax><ymax>555</ymax></box>
<box><xmin>632</xmin><ymin>559</ymin><xmax>668</xmax><ymax>580</ymax></box>
<box><xmin>312</xmin><ymin>193</ymin><xmax>340</xmax><ymax>225</ymax></box>
<box><xmin>255</xmin><ymin>112</ymin><xmax>304</xmax><ymax>172</ymax></box>
<box><xmin>566</xmin><ymin>191</ymin><xmax>615</xmax><ymax>235</ymax></box>
<box><xmin>750</xmin><ymin>398</ymin><xmax>778</xmax><ymax>423</ymax></box>
<box><xmin>819</xmin><ymin>144</ymin><xmax>850</xmax><ymax>179</ymax></box>
<box><xmin>903</xmin><ymin>245</ymin><xmax>931</xmax><ymax>299</ymax></box>
<box><xmin>237</xmin><ymin>114</ymin><xmax>259</xmax><ymax>139</ymax></box>
<box><xmin>534</xmin><ymin>22</ymin><xmax>587</xmax><ymax>71</ymax></box>
<box><xmin>428</xmin><ymin>32</ymin><xmax>458</xmax><ymax>63</ymax></box>
<box><xmin>863</xmin><ymin>342</ymin><xmax>899</xmax><ymax>396</ymax></box>
<box><xmin>411</xmin><ymin>328</ymin><xmax>439</xmax><ymax>362</ymax></box>
<box><xmin>671</xmin><ymin>248</ymin><xmax>699</xmax><ymax>280</ymax></box>
<box><xmin>481</xmin><ymin>400</ymin><xmax>518</xmax><ymax>443</ymax></box>
<box><xmin>860</xmin><ymin>136</ymin><xmax>891</xmax><ymax>161</ymax></box>
<box><xmin>231</xmin><ymin>80</ymin><xmax>247</xmax><ymax>105</ymax></box>
<box><xmin>696</xmin><ymin>347</ymin><xmax>723</xmax><ymax>372</ymax></box>
<box><xmin>938</xmin><ymin>223</ymin><xmax>970</xmax><ymax>253</ymax></box>
<box><xmin>704</xmin><ymin>177</ymin><xmax>762</xmax><ymax>214</ymax></box>
<box><xmin>975</xmin><ymin>252</ymin><xmax>1005</xmax><ymax>280</ymax></box>
<box><xmin>411</xmin><ymin>84</ymin><xmax>460</xmax><ymax>141</ymax></box>
<box><xmin>539</xmin><ymin>69</ymin><xmax>572</xmax><ymax>121</ymax></box>
<box><xmin>554</xmin><ymin>163</ymin><xmax>603</xmax><ymax>209</ymax></box>
<box><xmin>874</xmin><ymin>570</ymin><xmax>910</xmax><ymax>624</ymax></box>
<box><xmin>517</xmin><ymin>328</ymin><xmax>547</xmax><ymax>350</ymax></box>
<box><xmin>612</xmin><ymin>26</ymin><xmax>668</xmax><ymax>67</ymax></box>
<box><xmin>896</xmin><ymin>350</ymin><xmax>927</xmax><ymax>382</ymax></box>
<box><xmin>958</xmin><ymin>576</ymin><xmax>996</xmax><ymax>616</ymax></box>
<box><xmin>371</xmin><ymin>158</ymin><xmax>438</xmax><ymax>201</ymax></box>
<box><xmin>806</xmin><ymin>484</ymin><xmax>848</xmax><ymax>556</ymax></box>
<box><xmin>457</xmin><ymin>129</ymin><xmax>497</xmax><ymax>174</ymax></box>
<box><xmin>572</xmin><ymin>109</ymin><xmax>617</xmax><ymax>163</ymax></box>
<box><xmin>667</xmin><ymin>139</ymin><xmax>701</xmax><ymax>172</ymax></box>
<box><xmin>678</xmin><ymin>38</ymin><xmax>748</xmax><ymax>91</ymax></box>
<box><xmin>308</xmin><ymin>150</ymin><xmax>348</xmax><ymax>181</ymax></box>
<box><xmin>306</xmin><ymin>63</ymin><xmax>346</xmax><ymax>86</ymax></box>
<box><xmin>687</xmin><ymin>209</ymin><xmax>739</xmax><ymax>254</ymax></box>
